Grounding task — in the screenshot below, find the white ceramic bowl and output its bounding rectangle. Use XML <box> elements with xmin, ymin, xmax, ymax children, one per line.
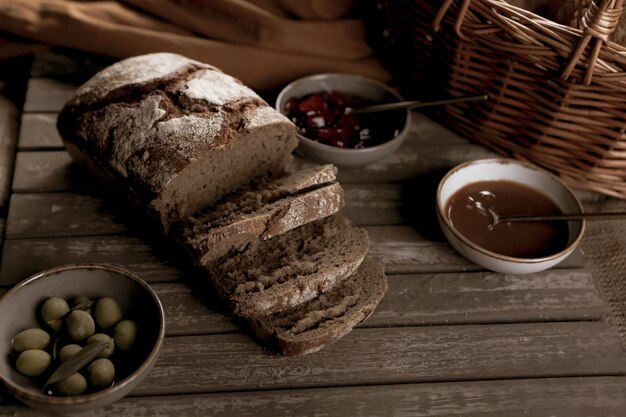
<box><xmin>0</xmin><ymin>264</ymin><xmax>165</xmax><ymax>414</ymax></box>
<box><xmin>276</xmin><ymin>73</ymin><xmax>411</xmax><ymax>167</ymax></box>
<box><xmin>436</xmin><ymin>158</ymin><xmax>585</xmax><ymax>274</ymax></box>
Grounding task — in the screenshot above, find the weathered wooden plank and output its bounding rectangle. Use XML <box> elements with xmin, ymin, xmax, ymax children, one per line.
<box><xmin>366</xmin><ymin>225</ymin><xmax>585</xmax><ymax>272</ymax></box>
<box><xmin>159</xmin><ymin>268</ymin><xmax>606</xmax><ymax>333</ymax></box>
<box><xmin>23</xmin><ymin>78</ymin><xmax>77</xmax><ymax>113</ymax></box>
<box><xmin>4</xmin><ymin>184</ymin><xmax>408</xmax><ymax>239</ymax></box>
<box><xmin>368</xmin><ymin>269</ymin><xmax>607</xmax><ymax>326</ymax></box>
<box><xmin>290</xmin><ymin>142</ymin><xmax>496</xmax><ymax>185</ymax></box>
<box><xmin>137</xmin><ymin>269</ymin><xmax>610</xmax><ymax>333</ymax></box>
<box><xmin>132</xmin><ymin>322</ymin><xmax>626</xmax><ymax>395</ymax></box>
<box><xmin>0</xmin><ymin>95</ymin><xmax>20</xmax><ymax>211</ymax></box>
<box><xmin>0</xmin><ymin>225</ymin><xmax>586</xmax><ymax>287</ymax></box>
<box><xmin>0</xmin><ymin>227</ymin><xmax>481</xmax><ymax>285</ymax></box>
<box><xmin>14</xmin><ymin>180</ymin><xmax>592</xmax><ymax>240</ymax></box>
<box><xmin>342</xmin><ymin>183</ymin><xmax>406</xmax><ymax>225</ymax></box>
<box><xmin>6</xmin><ymin>192</ymin><xmax>127</xmax><ymax>239</ymax></box>
<box><xmin>17</xmin><ymin>113</ymin><xmax>64</xmax><ymax>150</ymax></box>
<box><xmin>4</xmin><ymin>376</ymin><xmax>626</xmax><ymax>417</ymax></box>
<box><xmin>1</xmin><ymin>264</ymin><xmax>607</xmax><ymax>336</ymax></box>
<box><xmin>0</xmin><ymin>235</ymin><xmax>181</xmax><ymax>286</ymax></box>
<box><xmin>152</xmin><ymin>283</ymin><xmax>239</xmax><ymax>336</ymax></box>
<box><xmin>12</xmin><ymin>151</ymin><xmax>89</xmax><ymax>192</ymax></box>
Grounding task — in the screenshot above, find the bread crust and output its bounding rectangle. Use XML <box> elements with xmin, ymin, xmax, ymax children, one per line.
<box><xmin>184</xmin><ymin>182</ymin><xmax>345</xmax><ymax>265</ymax></box>
<box><xmin>57</xmin><ymin>53</ymin><xmax>380</xmax><ymax>356</ymax></box>
<box><xmin>57</xmin><ymin>52</ymin><xmax>297</xmax><ymax>230</ymax></box>
<box><xmin>174</xmin><ymin>165</ymin><xmax>343</xmax><ymax>264</ymax></box>
<box><xmin>247</xmin><ymin>258</ymin><xmax>388</xmax><ymax>356</ymax></box>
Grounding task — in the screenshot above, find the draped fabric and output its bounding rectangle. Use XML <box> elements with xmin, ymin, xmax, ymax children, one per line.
<box><xmin>0</xmin><ymin>0</ymin><xmax>390</xmax><ymax>90</ymax></box>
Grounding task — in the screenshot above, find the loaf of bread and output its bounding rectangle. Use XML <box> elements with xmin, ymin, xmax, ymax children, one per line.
<box><xmin>175</xmin><ymin>164</ymin><xmax>344</xmax><ymax>265</ymax></box>
<box><xmin>58</xmin><ymin>52</ymin><xmax>297</xmax><ymax>231</ymax></box>
<box><xmin>58</xmin><ymin>53</ymin><xmax>387</xmax><ymax>356</ymax></box>
<box><xmin>205</xmin><ymin>214</ymin><xmax>369</xmax><ymax>317</ymax></box>
<box><xmin>247</xmin><ymin>258</ymin><xmax>387</xmax><ymax>356</ymax></box>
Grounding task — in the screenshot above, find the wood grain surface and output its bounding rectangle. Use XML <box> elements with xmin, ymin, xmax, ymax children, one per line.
<box><xmin>2</xmin><ymin>377</ymin><xmax>626</xmax><ymax>416</ymax></box>
<box><xmin>0</xmin><ymin>51</ymin><xmax>624</xmax><ymax>417</ymax></box>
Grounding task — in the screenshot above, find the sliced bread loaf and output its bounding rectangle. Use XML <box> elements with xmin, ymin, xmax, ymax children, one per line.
<box><xmin>175</xmin><ymin>164</ymin><xmax>344</xmax><ymax>265</ymax></box>
<box><xmin>247</xmin><ymin>258</ymin><xmax>387</xmax><ymax>356</ymax></box>
<box><xmin>57</xmin><ymin>52</ymin><xmax>297</xmax><ymax>231</ymax></box>
<box><xmin>206</xmin><ymin>214</ymin><xmax>369</xmax><ymax>317</ymax></box>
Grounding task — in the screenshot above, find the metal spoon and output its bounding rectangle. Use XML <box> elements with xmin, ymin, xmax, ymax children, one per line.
<box><xmin>488</xmin><ymin>208</ymin><xmax>626</xmax><ymax>229</ymax></box>
<box><xmin>345</xmin><ymin>94</ymin><xmax>488</xmax><ymax>115</ymax></box>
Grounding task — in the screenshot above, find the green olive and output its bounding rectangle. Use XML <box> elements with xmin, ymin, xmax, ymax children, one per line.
<box><xmin>41</xmin><ymin>297</ymin><xmax>70</xmax><ymax>333</ymax></box>
<box><xmin>58</xmin><ymin>344</ymin><xmax>82</xmax><ymax>363</ymax></box>
<box><xmin>12</xmin><ymin>328</ymin><xmax>51</xmax><ymax>352</ymax></box>
<box><xmin>71</xmin><ymin>296</ymin><xmax>93</xmax><ymax>313</ymax></box>
<box><xmin>15</xmin><ymin>349</ymin><xmax>51</xmax><ymax>377</ymax></box>
<box><xmin>114</xmin><ymin>319</ymin><xmax>137</xmax><ymax>351</ymax></box>
<box><xmin>56</xmin><ymin>372</ymin><xmax>87</xmax><ymax>396</ymax></box>
<box><xmin>87</xmin><ymin>358</ymin><xmax>115</xmax><ymax>388</ymax></box>
<box><xmin>94</xmin><ymin>297</ymin><xmax>122</xmax><ymax>329</ymax></box>
<box><xmin>86</xmin><ymin>333</ymin><xmax>114</xmax><ymax>358</ymax></box>
<box><xmin>73</xmin><ymin>295</ymin><xmax>91</xmax><ymax>305</ymax></box>
<box><xmin>66</xmin><ymin>310</ymin><xmax>95</xmax><ymax>341</ymax></box>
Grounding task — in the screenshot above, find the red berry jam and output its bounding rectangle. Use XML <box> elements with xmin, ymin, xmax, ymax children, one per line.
<box><xmin>284</xmin><ymin>91</ymin><xmax>405</xmax><ymax>149</ymax></box>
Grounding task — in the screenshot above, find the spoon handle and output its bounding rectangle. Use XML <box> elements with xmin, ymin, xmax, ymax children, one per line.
<box><xmin>498</xmin><ymin>212</ymin><xmax>626</xmax><ymax>223</ymax></box>
<box><xmin>346</xmin><ymin>94</ymin><xmax>489</xmax><ymax>114</ymax></box>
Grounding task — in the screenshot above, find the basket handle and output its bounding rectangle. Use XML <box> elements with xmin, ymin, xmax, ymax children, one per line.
<box><xmin>561</xmin><ymin>0</ymin><xmax>624</xmax><ymax>85</ymax></box>
<box><xmin>433</xmin><ymin>0</ymin><xmax>472</xmax><ymax>40</ymax></box>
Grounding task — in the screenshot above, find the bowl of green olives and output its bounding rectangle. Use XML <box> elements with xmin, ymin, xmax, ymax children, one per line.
<box><xmin>0</xmin><ymin>263</ymin><xmax>165</xmax><ymax>413</ymax></box>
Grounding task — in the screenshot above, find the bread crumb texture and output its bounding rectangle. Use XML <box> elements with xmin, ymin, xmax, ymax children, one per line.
<box><xmin>217</xmin><ymin>215</ymin><xmax>362</xmax><ymax>295</ymax></box>
<box><xmin>207</xmin><ymin>214</ymin><xmax>369</xmax><ymax>316</ymax></box>
<box><xmin>183</xmin><ymin>164</ymin><xmax>338</xmax><ymax>236</ymax></box>
<box><xmin>250</xmin><ymin>258</ymin><xmax>388</xmax><ymax>356</ymax></box>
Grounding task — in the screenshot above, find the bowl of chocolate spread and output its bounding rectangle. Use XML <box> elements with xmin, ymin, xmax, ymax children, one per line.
<box><xmin>436</xmin><ymin>158</ymin><xmax>585</xmax><ymax>274</ymax></box>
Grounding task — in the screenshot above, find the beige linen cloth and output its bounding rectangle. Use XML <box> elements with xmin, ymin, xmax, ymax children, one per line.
<box><xmin>0</xmin><ymin>0</ymin><xmax>390</xmax><ymax>90</ymax></box>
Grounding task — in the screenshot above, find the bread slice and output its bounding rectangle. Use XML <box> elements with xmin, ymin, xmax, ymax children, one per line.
<box><xmin>206</xmin><ymin>214</ymin><xmax>369</xmax><ymax>317</ymax></box>
<box><xmin>57</xmin><ymin>52</ymin><xmax>297</xmax><ymax>232</ymax></box>
<box><xmin>175</xmin><ymin>164</ymin><xmax>344</xmax><ymax>265</ymax></box>
<box><xmin>247</xmin><ymin>258</ymin><xmax>387</xmax><ymax>356</ymax></box>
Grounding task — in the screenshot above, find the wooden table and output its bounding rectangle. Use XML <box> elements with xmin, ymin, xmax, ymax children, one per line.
<box><xmin>1</xmin><ymin>51</ymin><xmax>626</xmax><ymax>416</ymax></box>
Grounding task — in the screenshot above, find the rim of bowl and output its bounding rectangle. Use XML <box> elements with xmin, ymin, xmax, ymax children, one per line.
<box><xmin>436</xmin><ymin>158</ymin><xmax>586</xmax><ymax>264</ymax></box>
<box><xmin>275</xmin><ymin>72</ymin><xmax>412</xmax><ymax>154</ymax></box>
<box><xmin>0</xmin><ymin>263</ymin><xmax>166</xmax><ymax>406</ymax></box>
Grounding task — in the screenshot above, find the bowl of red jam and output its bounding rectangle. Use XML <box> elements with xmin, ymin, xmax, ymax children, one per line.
<box><xmin>276</xmin><ymin>73</ymin><xmax>411</xmax><ymax>167</ymax></box>
<box><xmin>436</xmin><ymin>158</ymin><xmax>585</xmax><ymax>274</ymax></box>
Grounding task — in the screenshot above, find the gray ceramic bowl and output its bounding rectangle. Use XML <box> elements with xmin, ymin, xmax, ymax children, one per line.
<box><xmin>0</xmin><ymin>264</ymin><xmax>165</xmax><ymax>414</ymax></box>
<box><xmin>276</xmin><ymin>73</ymin><xmax>411</xmax><ymax>167</ymax></box>
<box><xmin>436</xmin><ymin>159</ymin><xmax>585</xmax><ymax>274</ymax></box>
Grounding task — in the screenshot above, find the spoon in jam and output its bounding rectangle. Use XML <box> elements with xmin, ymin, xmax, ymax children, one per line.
<box><xmin>345</xmin><ymin>94</ymin><xmax>488</xmax><ymax>114</ymax></box>
<box><xmin>488</xmin><ymin>209</ymin><xmax>626</xmax><ymax>230</ymax></box>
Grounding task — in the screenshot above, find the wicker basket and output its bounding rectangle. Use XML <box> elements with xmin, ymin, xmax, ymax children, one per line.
<box><xmin>383</xmin><ymin>0</ymin><xmax>626</xmax><ymax>198</ymax></box>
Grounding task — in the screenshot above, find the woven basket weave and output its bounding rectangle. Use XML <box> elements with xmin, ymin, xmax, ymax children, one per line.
<box><xmin>383</xmin><ymin>0</ymin><xmax>626</xmax><ymax>198</ymax></box>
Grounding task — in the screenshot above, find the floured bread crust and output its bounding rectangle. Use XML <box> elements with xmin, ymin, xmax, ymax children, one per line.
<box><xmin>58</xmin><ymin>52</ymin><xmax>297</xmax><ymax>231</ymax></box>
<box><xmin>174</xmin><ymin>164</ymin><xmax>344</xmax><ymax>264</ymax></box>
